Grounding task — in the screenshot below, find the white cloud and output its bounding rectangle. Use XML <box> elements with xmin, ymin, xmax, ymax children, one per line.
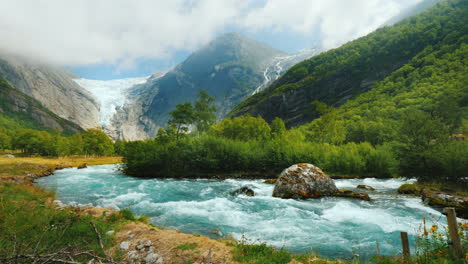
<box><xmin>242</xmin><ymin>0</ymin><xmax>421</xmax><ymax>49</ymax></box>
<box><xmin>0</xmin><ymin>0</ymin><xmax>421</xmax><ymax>67</ymax></box>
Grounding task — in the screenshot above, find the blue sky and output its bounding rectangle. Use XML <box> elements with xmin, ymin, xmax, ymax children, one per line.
<box><xmin>1</xmin><ymin>0</ymin><xmax>422</xmax><ymax>80</ymax></box>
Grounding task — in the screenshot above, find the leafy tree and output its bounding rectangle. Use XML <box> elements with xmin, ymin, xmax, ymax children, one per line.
<box><xmin>0</xmin><ymin>130</ymin><xmax>10</xmax><ymax>151</ymax></box>
<box><xmin>270</xmin><ymin>117</ymin><xmax>286</xmax><ymax>138</ymax></box>
<box><xmin>114</xmin><ymin>140</ymin><xmax>126</xmax><ymax>156</ymax></box>
<box><xmin>209</xmin><ymin>115</ymin><xmax>271</xmax><ymax>141</ymax></box>
<box><xmin>82</xmin><ymin>128</ymin><xmax>114</xmax><ymax>156</ymax></box>
<box><xmin>168</xmin><ymin>102</ymin><xmax>196</xmax><ymax>137</ymax></box>
<box><xmin>194</xmin><ymin>90</ymin><xmax>217</xmax><ymax>134</ymax></box>
<box><xmin>302</xmin><ymin>101</ymin><xmax>345</xmax><ymax>145</ymax></box>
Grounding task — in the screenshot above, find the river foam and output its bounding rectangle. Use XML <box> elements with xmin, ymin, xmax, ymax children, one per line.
<box><xmin>36</xmin><ymin>164</ymin><xmax>445</xmax><ymax>258</ymax></box>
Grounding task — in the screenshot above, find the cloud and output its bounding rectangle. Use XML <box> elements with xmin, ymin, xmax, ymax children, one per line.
<box><xmin>0</xmin><ymin>0</ymin><xmax>421</xmax><ymax>67</ymax></box>
<box><xmin>242</xmin><ymin>0</ymin><xmax>421</xmax><ymax>49</ymax></box>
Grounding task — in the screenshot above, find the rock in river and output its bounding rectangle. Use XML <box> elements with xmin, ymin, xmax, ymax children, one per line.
<box><xmin>230</xmin><ymin>187</ymin><xmax>255</xmax><ymax>196</ymax></box>
<box><xmin>273</xmin><ymin>163</ymin><xmax>338</xmax><ymax>199</ymax></box>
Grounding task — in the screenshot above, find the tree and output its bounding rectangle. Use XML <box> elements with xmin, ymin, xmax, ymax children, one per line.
<box><xmin>303</xmin><ymin>101</ymin><xmax>345</xmax><ymax>145</ymax></box>
<box><xmin>209</xmin><ymin>115</ymin><xmax>271</xmax><ymax>141</ymax></box>
<box><xmin>194</xmin><ymin>90</ymin><xmax>217</xmax><ymax>134</ymax></box>
<box><xmin>168</xmin><ymin>102</ymin><xmax>196</xmax><ymax>137</ymax></box>
<box><xmin>271</xmin><ymin>117</ymin><xmax>286</xmax><ymax>138</ymax></box>
<box><xmin>0</xmin><ymin>130</ymin><xmax>10</xmax><ymax>151</ymax></box>
<box><xmin>82</xmin><ymin>128</ymin><xmax>114</xmax><ymax>156</ymax></box>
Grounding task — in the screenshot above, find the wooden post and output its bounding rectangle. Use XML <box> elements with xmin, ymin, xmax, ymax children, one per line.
<box><xmin>444</xmin><ymin>207</ymin><xmax>463</xmax><ymax>259</ymax></box>
<box><xmin>400</xmin><ymin>232</ymin><xmax>410</xmax><ymax>260</ymax></box>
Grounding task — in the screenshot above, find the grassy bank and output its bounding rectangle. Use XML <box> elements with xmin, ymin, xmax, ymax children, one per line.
<box><xmin>0</xmin><ymin>156</ymin><xmax>121</xmax><ymax>179</ymax></box>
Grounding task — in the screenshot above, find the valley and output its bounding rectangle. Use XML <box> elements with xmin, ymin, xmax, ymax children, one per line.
<box><xmin>0</xmin><ymin>0</ymin><xmax>466</xmax><ymax>263</ymax></box>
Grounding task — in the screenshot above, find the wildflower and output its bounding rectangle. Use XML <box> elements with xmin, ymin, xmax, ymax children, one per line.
<box><xmin>430</xmin><ymin>225</ymin><xmax>438</xmax><ymax>232</ymax></box>
<box><xmin>462</xmin><ymin>222</ymin><xmax>468</xmax><ymax>229</ymax></box>
<box><xmin>438</xmin><ymin>234</ymin><xmax>443</xmax><ymax>239</ymax></box>
<box><xmin>458</xmin><ymin>230</ymin><xmax>463</xmax><ymax>235</ymax></box>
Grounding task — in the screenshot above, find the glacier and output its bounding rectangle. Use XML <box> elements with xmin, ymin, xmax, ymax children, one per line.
<box><xmin>74</xmin><ymin>77</ymin><xmax>148</xmax><ymax>127</ymax></box>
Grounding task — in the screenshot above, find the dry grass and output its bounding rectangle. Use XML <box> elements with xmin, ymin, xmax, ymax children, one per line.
<box><xmin>0</xmin><ymin>156</ymin><xmax>122</xmax><ymax>179</ymax></box>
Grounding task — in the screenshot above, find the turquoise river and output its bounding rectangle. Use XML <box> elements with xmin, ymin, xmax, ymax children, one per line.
<box><xmin>35</xmin><ymin>164</ymin><xmax>448</xmax><ymax>259</ymax></box>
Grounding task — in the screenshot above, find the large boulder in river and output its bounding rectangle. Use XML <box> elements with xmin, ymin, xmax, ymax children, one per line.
<box><xmin>272</xmin><ymin>163</ymin><xmax>338</xmax><ymax>199</ymax></box>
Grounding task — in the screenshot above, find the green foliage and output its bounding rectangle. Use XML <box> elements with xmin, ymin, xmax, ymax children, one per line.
<box><xmin>175</xmin><ymin>242</ymin><xmax>198</xmax><ymax>251</ymax></box>
<box><xmin>194</xmin><ymin>89</ymin><xmax>217</xmax><ymax>133</ymax></box>
<box><xmin>119</xmin><ymin>209</ymin><xmax>136</xmax><ymax>221</ymax></box>
<box><xmin>209</xmin><ymin>115</ymin><xmax>271</xmax><ymax>141</ymax></box>
<box><xmin>270</xmin><ymin>117</ymin><xmax>286</xmax><ymax>138</ymax></box>
<box><xmin>123</xmin><ymin>121</ymin><xmax>397</xmax><ymax>178</ymax></box>
<box><xmin>0</xmin><ymin>129</ymin><xmax>11</xmax><ymax>150</ymax></box>
<box><xmin>301</xmin><ymin>101</ymin><xmax>346</xmax><ymax>145</ymax></box>
<box><xmin>168</xmin><ymin>90</ymin><xmax>217</xmax><ymax>137</ymax></box>
<box><xmin>82</xmin><ymin>129</ymin><xmax>114</xmax><ymax>156</ymax></box>
<box><xmin>169</xmin><ymin>102</ymin><xmax>196</xmax><ymax>135</ymax></box>
<box><xmin>0</xmin><ymin>182</ymin><xmax>118</xmax><ymax>263</ymax></box>
<box><xmin>3</xmin><ymin>128</ymin><xmax>115</xmax><ymax>157</ymax></box>
<box><xmin>231</xmin><ymin>0</ymin><xmax>468</xmax><ymax>128</ymax></box>
<box><xmin>232</xmin><ymin>239</ymin><xmax>291</xmax><ymax>264</ymax></box>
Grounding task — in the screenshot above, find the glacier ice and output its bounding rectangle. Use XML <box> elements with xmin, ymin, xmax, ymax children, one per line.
<box><xmin>74</xmin><ymin>77</ymin><xmax>148</xmax><ymax>127</ymax></box>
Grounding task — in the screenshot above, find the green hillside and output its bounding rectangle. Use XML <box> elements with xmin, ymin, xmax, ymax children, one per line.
<box><xmin>230</xmin><ymin>0</ymin><xmax>468</xmax><ymax>128</ymax></box>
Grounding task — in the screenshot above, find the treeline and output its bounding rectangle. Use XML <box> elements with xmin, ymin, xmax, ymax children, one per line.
<box><xmin>123</xmin><ymin>116</ymin><xmax>397</xmax><ymax>178</ymax></box>
<box><xmin>0</xmin><ymin>127</ymin><xmax>116</xmax><ymax>156</ymax></box>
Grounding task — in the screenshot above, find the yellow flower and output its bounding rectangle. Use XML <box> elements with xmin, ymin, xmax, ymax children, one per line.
<box><xmin>458</xmin><ymin>230</ymin><xmax>463</xmax><ymax>235</ymax></box>
<box><xmin>462</xmin><ymin>222</ymin><xmax>468</xmax><ymax>229</ymax></box>
<box><xmin>430</xmin><ymin>225</ymin><xmax>438</xmax><ymax>232</ymax></box>
<box><xmin>438</xmin><ymin>234</ymin><xmax>443</xmax><ymax>239</ymax></box>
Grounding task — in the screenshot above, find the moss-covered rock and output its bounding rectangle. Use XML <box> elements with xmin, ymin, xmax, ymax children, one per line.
<box><xmin>422</xmin><ymin>190</ymin><xmax>468</xmax><ymax>218</ymax></box>
<box><xmin>272</xmin><ymin>163</ymin><xmax>338</xmax><ymax>199</ymax></box>
<box><xmin>334</xmin><ymin>189</ymin><xmax>371</xmax><ymax>201</ymax></box>
<box><xmin>263</xmin><ymin>179</ymin><xmax>277</xmax><ymax>184</ymax></box>
<box><xmin>357</xmin><ymin>184</ymin><xmax>375</xmax><ymax>191</ymax></box>
<box><xmin>397</xmin><ymin>183</ymin><xmax>422</xmax><ymax>195</ymax></box>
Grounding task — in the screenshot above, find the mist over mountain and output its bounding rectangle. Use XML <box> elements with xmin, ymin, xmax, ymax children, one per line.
<box><xmin>0</xmin><ymin>54</ymin><xmax>100</xmax><ymax>130</ymax></box>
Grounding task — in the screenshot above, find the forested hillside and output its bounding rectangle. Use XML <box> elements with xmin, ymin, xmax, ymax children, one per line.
<box><xmin>230</xmin><ymin>0</ymin><xmax>468</xmax><ymax>128</ymax></box>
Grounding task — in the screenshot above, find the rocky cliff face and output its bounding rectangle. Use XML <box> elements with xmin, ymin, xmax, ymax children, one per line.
<box><xmin>0</xmin><ymin>54</ymin><xmax>100</xmax><ymax>129</ymax></box>
<box><xmin>0</xmin><ymin>79</ymin><xmax>83</xmax><ymax>133</ymax></box>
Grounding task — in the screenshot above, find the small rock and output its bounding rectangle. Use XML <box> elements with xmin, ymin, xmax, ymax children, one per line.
<box><xmin>128</xmin><ymin>234</ymin><xmax>135</xmax><ymax>238</ymax></box>
<box><xmin>136</xmin><ymin>244</ymin><xmax>144</xmax><ymax>250</ymax></box>
<box><xmin>53</xmin><ymin>200</ymin><xmax>64</xmax><ymax>207</ymax></box>
<box><xmin>230</xmin><ymin>187</ymin><xmax>255</xmax><ymax>197</ymax></box>
<box><xmin>211</xmin><ymin>228</ymin><xmax>223</xmax><ymax>237</ymax></box>
<box><xmin>2</xmin><ymin>154</ymin><xmax>15</xmax><ymax>158</ymax></box>
<box><xmin>77</xmin><ymin>163</ymin><xmax>87</xmax><ymax>169</ymax></box>
<box><xmin>149</xmin><ymin>246</ymin><xmax>155</xmax><ymax>253</ymax></box>
<box><xmin>127</xmin><ymin>250</ymin><xmax>138</xmax><ymax>259</ymax></box>
<box><xmin>105</xmin><ymin>230</ymin><xmax>115</xmax><ymax>235</ymax></box>
<box><xmin>335</xmin><ymin>189</ymin><xmax>370</xmax><ymax>201</ymax></box>
<box><xmin>156</xmin><ymin>258</ymin><xmax>163</xmax><ymax>264</ymax></box>
<box><xmin>144</xmin><ymin>240</ymin><xmax>153</xmax><ymax>247</ymax></box>
<box><xmin>120</xmin><ymin>241</ymin><xmax>131</xmax><ymax>251</ymax></box>
<box><xmin>145</xmin><ymin>252</ymin><xmax>160</xmax><ymax>264</ymax></box>
<box><xmin>357</xmin><ymin>184</ymin><xmax>375</xmax><ymax>191</ymax></box>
